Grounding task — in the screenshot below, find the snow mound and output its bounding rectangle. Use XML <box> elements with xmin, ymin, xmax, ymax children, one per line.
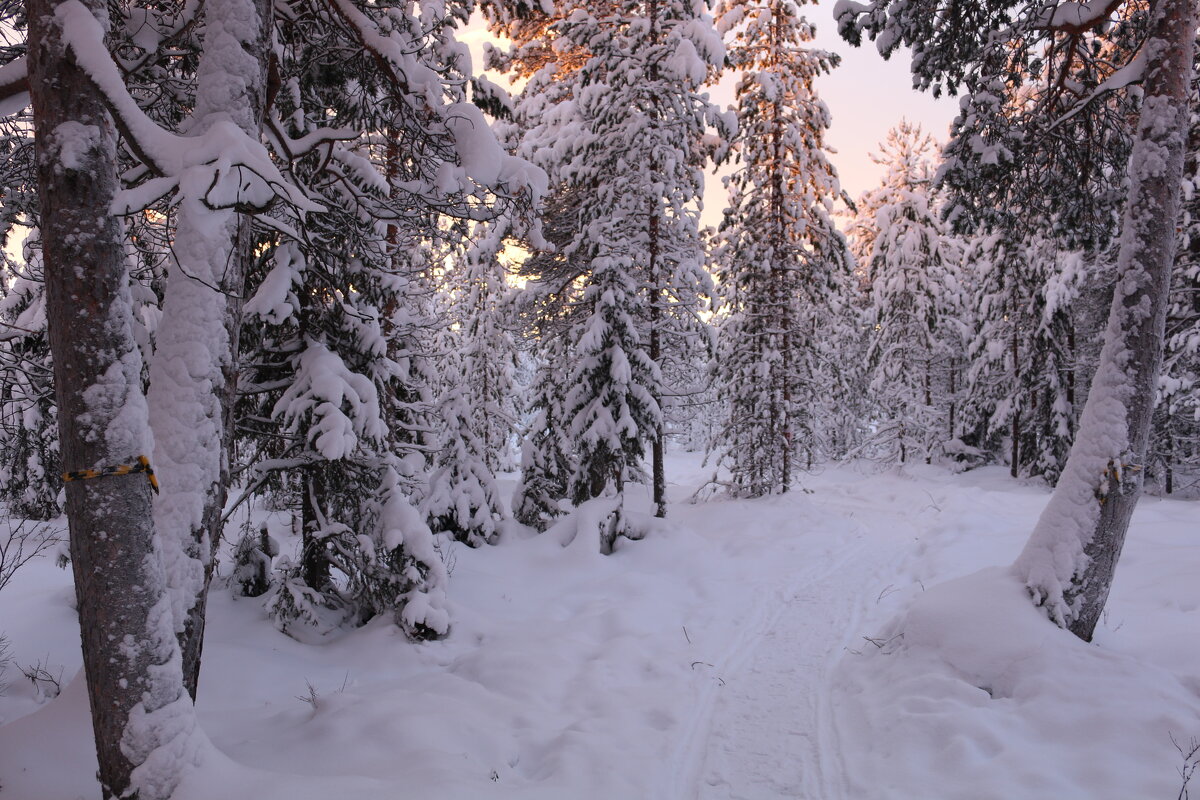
<box><xmin>836</xmin><ymin>566</ymin><xmax>1200</xmax><ymax>799</ymax></box>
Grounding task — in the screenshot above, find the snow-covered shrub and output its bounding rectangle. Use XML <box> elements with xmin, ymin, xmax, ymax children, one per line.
<box><xmin>231</xmin><ymin>524</ymin><xmax>279</xmax><ymax>598</ymax></box>
<box><xmin>267</xmin><ymin>558</ymin><xmax>336</xmax><ymax>636</ymax></box>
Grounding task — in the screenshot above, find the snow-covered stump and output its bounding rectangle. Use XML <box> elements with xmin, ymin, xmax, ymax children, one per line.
<box><xmin>27</xmin><ymin>0</ymin><xmax>198</xmax><ymax>792</ymax></box>
<box><xmin>1014</xmin><ymin>0</ymin><xmax>1197</xmax><ymax>641</ymax></box>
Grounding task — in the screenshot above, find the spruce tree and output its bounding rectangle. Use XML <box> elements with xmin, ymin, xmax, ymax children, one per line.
<box><xmin>710</xmin><ymin>0</ymin><xmax>852</xmax><ymax>496</ymax></box>
<box><xmin>858</xmin><ymin>122</ymin><xmax>956</xmax><ymax>464</ymax></box>
<box><xmin>536</xmin><ymin>0</ymin><xmax>726</xmax><ymax>528</ymax></box>
<box><xmin>512</xmin><ymin>339</ymin><xmax>575</xmax><ymax>531</ymax></box>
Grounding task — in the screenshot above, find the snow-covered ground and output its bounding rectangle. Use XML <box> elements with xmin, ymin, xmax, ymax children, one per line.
<box><xmin>2</xmin><ymin>454</ymin><xmax>1198</xmax><ymax>799</ymax></box>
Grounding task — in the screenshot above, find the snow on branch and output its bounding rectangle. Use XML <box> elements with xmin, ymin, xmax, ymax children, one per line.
<box><xmin>1033</xmin><ymin>0</ymin><xmax>1125</xmax><ymax>34</ymax></box>
<box><xmin>54</xmin><ymin>0</ymin><xmax>321</xmax><ymax>215</ymax></box>
<box><xmin>322</xmin><ymin>0</ymin><xmax>546</xmax><ymax>205</ymax></box>
<box><xmin>264</xmin><ymin>113</ymin><xmax>359</xmax><ymax>164</ymax></box>
<box><xmin>1048</xmin><ymin>47</ymin><xmax>1148</xmax><ymax>131</ymax></box>
<box><xmin>0</xmin><ymin>57</ymin><xmax>29</xmax><ymax>118</ymax></box>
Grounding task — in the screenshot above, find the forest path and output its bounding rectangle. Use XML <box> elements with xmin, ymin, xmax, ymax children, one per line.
<box><xmin>667</xmin><ymin>479</ymin><xmax>943</xmax><ymax>800</ymax></box>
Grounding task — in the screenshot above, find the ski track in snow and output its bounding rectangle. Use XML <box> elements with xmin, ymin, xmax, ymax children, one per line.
<box><xmin>671</xmin><ymin>484</ymin><xmax>952</xmax><ymax>800</ymax></box>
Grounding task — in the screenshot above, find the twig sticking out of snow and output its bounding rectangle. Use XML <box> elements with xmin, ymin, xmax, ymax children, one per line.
<box><xmin>0</xmin><ymin>518</ymin><xmax>61</xmax><ymax>594</ymax></box>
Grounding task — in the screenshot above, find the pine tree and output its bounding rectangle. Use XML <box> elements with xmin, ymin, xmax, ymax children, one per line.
<box><xmin>709</xmin><ymin>0</ymin><xmax>852</xmax><ymax>496</ymax></box>
<box><xmin>25</xmin><ymin>0</ymin><xmax>199</xmax><ymax>788</ymax></box>
<box><xmin>450</xmin><ymin>225</ymin><xmax>521</xmax><ymax>472</ymax></box>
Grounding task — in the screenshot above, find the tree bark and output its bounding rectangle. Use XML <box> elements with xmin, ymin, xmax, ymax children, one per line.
<box><xmin>301</xmin><ymin>468</ymin><xmax>332</xmax><ymax>591</ymax></box>
<box><xmin>645</xmin><ymin>0</ymin><xmax>668</xmax><ymax>519</ymax></box>
<box><xmin>1014</xmin><ymin>0</ymin><xmax>1197</xmax><ymax>641</ymax></box>
<box><xmin>27</xmin><ymin>0</ymin><xmax>195</xmax><ymax>792</ymax></box>
<box><xmin>648</xmin><ymin>212</ymin><xmax>664</xmax><ymax>516</ymax></box>
<box><xmin>1010</xmin><ymin>326</ymin><xmax>1020</xmax><ymax>477</ymax></box>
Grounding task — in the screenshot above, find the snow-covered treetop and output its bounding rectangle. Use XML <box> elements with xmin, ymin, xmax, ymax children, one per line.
<box><xmin>836</xmin><ymin>0</ymin><xmax>1151</xmax><ymax>251</ymax></box>
<box><xmin>0</xmin><ymin>0</ymin><xmax>548</xmax><ymax>248</ymax></box>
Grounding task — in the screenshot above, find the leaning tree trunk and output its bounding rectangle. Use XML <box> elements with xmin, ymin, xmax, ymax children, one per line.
<box><xmin>146</xmin><ymin>0</ymin><xmax>272</xmax><ymax>700</ymax></box>
<box><xmin>27</xmin><ymin>0</ymin><xmax>196</xmax><ymax>794</ymax></box>
<box><xmin>1013</xmin><ymin>0</ymin><xmax>1197</xmax><ymax>642</ymax></box>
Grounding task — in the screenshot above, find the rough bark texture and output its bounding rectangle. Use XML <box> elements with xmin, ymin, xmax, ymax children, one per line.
<box><xmin>27</xmin><ymin>0</ymin><xmax>193</xmax><ymax>793</ymax></box>
<box><xmin>1015</xmin><ymin>0</ymin><xmax>1197</xmax><ymax>642</ymax></box>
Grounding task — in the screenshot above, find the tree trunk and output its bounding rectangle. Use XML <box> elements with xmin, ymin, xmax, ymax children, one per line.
<box><xmin>1014</xmin><ymin>0</ymin><xmax>1196</xmax><ymax>641</ymax></box>
<box><xmin>650</xmin><ymin>319</ymin><xmax>666</xmax><ymax>518</ymax></box>
<box><xmin>1074</xmin><ymin>254</ymin><xmax>1115</xmax><ymax>414</ymax></box>
<box><xmin>924</xmin><ymin>358</ymin><xmax>933</xmax><ymax>464</ymax></box>
<box><xmin>301</xmin><ymin>467</ymin><xmax>332</xmax><ymax>591</ymax></box>
<box><xmin>1164</xmin><ymin>426</ymin><xmax>1174</xmax><ymax>495</ymax></box>
<box><xmin>948</xmin><ymin>358</ymin><xmax>957</xmax><ymax>440</ymax></box>
<box><xmin>147</xmin><ymin>0</ymin><xmax>273</xmax><ymax>699</ymax></box>
<box><xmin>1010</xmin><ymin>327</ymin><xmax>1020</xmax><ymax>478</ymax></box>
<box><xmin>27</xmin><ymin>0</ymin><xmax>196</xmax><ymax>793</ymax></box>
<box><xmin>648</xmin><ymin>186</ymin><xmax>666</xmax><ymax>518</ymax></box>
<box><xmin>645</xmin><ymin>0</ymin><xmax>668</xmax><ymax>519</ymax></box>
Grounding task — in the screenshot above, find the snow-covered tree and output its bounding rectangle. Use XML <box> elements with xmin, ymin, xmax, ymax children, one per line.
<box><xmin>662</xmin><ymin>340</ymin><xmax>717</xmax><ymax>454</ymax></box>
<box><xmin>419</xmin><ymin>222</ymin><xmax>516</xmax><ymax>547</ymax></box>
<box><xmin>512</xmin><ymin>339</ymin><xmax>575</xmax><ymax>531</ymax></box>
<box><xmin>959</xmin><ymin>227</ymin><xmax>1089</xmax><ymax>481</ymax></box>
<box><xmin>0</xmin><ymin>235</ymin><xmax>60</xmax><ymax>520</ymax></box>
<box><xmin>449</xmin><ymin>225</ymin><xmax>521</xmax><ymax>471</ymax></box>
<box><xmin>839</xmin><ymin>0</ymin><xmax>1199</xmax><ymax>640</ymax></box>
<box><xmin>515</xmin><ymin>0</ymin><xmax>726</xmax><ymax>530</ymax></box>
<box><xmin>222</xmin><ymin>0</ymin><xmax>540</xmax><ymax>635</ymax></box>
<box><xmin>23</xmin><ymin>0</ymin><xmax>199</xmax><ymax>789</ymax></box>
<box><xmin>858</xmin><ymin>122</ymin><xmax>957</xmax><ymax>463</ymax></box>
<box><xmin>424</xmin><ymin>367</ymin><xmax>509</xmax><ymax>547</ymax></box>
<box><xmin>564</xmin><ymin>258</ymin><xmax>660</xmax><ymax>510</ymax></box>
<box><xmin>1027</xmin><ymin>237</ymin><xmax>1089</xmax><ymax>481</ymax></box>
<box><xmin>709</xmin><ymin>0</ymin><xmax>852</xmax><ymax>496</ymax></box>
<box><xmin>141</xmin><ymin>0</ymin><xmax>274</xmax><ymax>699</ymax></box>
<box><xmin>240</xmin><ymin>223</ymin><xmax>451</xmax><ymax>639</ymax></box>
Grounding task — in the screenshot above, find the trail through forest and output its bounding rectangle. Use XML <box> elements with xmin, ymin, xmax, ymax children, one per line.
<box><xmin>2</xmin><ymin>456</ymin><xmax>1198</xmax><ymax>799</ymax></box>
<box><xmin>667</xmin><ymin>469</ymin><xmax>963</xmax><ymax>800</ymax></box>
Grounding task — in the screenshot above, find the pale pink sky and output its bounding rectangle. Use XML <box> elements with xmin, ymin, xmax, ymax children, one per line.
<box><xmin>797</xmin><ymin>0</ymin><xmax>956</xmax><ymax>198</ymax></box>
<box><xmin>694</xmin><ymin>0</ymin><xmax>956</xmax><ymax>222</ymax></box>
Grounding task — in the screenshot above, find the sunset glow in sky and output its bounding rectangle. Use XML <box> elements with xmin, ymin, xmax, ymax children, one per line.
<box><xmin>461</xmin><ymin>0</ymin><xmax>957</xmax><ymax>222</ymax></box>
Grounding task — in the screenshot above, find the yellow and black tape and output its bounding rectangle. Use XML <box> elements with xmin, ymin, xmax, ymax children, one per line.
<box><xmin>62</xmin><ymin>455</ymin><xmax>160</xmax><ymax>495</ymax></box>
